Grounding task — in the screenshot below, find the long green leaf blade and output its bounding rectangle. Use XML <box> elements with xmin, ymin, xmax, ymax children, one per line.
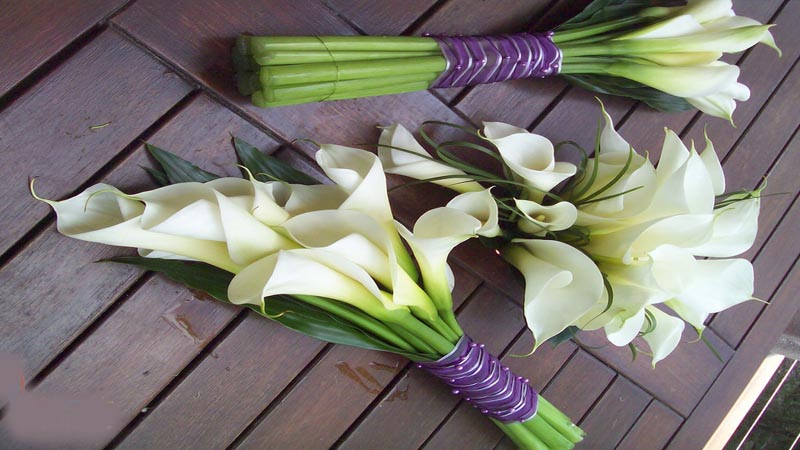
<box><xmin>233</xmin><ymin>137</ymin><xmax>319</xmax><ymax>185</ymax></box>
<box><xmin>146</xmin><ymin>144</ymin><xmax>221</xmax><ymax>184</ymax></box>
<box><xmin>102</xmin><ymin>256</ymin><xmax>233</xmax><ymax>301</ymax></box>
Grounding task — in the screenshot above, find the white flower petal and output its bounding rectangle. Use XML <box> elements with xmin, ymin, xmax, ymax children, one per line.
<box><xmin>378</xmin><ymin>124</ymin><xmax>483</xmax><ymax>193</ymax></box>
<box><xmin>605</xmin><ymin>309</ymin><xmax>646</xmax><ymax>347</ymax></box>
<box><xmin>515</xmin><ymin>199</ymin><xmax>577</xmax><ymax>236</ymax></box>
<box><xmin>642</xmin><ymin>307</ymin><xmax>685</xmax><ymax>366</ymax></box>
<box><xmin>446</xmin><ymin>189</ymin><xmax>501</xmax><ymax>237</ymax></box>
<box><xmin>503</xmin><ymin>240</ymin><xmax>605</xmax><ymax>348</ymax></box>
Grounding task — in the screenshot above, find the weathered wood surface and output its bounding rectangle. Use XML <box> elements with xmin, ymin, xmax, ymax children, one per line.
<box><xmin>1</xmin><ymin>1</ymin><xmax>798</xmax><ymax>449</ymax></box>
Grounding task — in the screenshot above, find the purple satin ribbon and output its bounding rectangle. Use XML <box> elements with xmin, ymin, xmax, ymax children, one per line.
<box><xmin>427</xmin><ymin>32</ymin><xmax>561</xmax><ymax>89</ymax></box>
<box><xmin>416</xmin><ymin>335</ymin><xmax>538</xmax><ymax>423</ymax></box>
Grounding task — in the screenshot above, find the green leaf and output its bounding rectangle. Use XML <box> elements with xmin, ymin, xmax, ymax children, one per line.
<box><xmin>558</xmin><ymin>0</ymin><xmax>685</xmax><ymax>31</ymax></box>
<box><xmin>561</xmin><ymin>74</ymin><xmax>694</xmax><ymax>113</ymax></box>
<box><xmin>146</xmin><ymin>144</ymin><xmax>221</xmax><ymax>184</ymax></box>
<box><xmin>142</xmin><ymin>166</ymin><xmax>170</xmax><ymax>187</ymax></box>
<box><xmin>263</xmin><ymin>295</ymin><xmax>434</xmax><ymax>360</ymax></box>
<box><xmin>233</xmin><ymin>137</ymin><xmax>319</xmax><ymax>185</ymax></box>
<box><xmin>102</xmin><ymin>256</ymin><xmax>233</xmax><ymax>301</ymax></box>
<box><xmin>101</xmin><ymin>256</ymin><xmax>433</xmax><ymax>360</ymax></box>
<box><xmin>548</xmin><ymin>326</ymin><xmax>581</xmax><ymax>347</ymax></box>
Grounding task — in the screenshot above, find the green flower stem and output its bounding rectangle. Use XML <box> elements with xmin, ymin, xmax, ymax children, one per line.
<box><xmin>536</xmin><ymin>396</ymin><xmax>586</xmax><ymax>443</ymax></box>
<box><xmin>254</xmin><ymin>50</ymin><xmax>441</xmax><ymax>66</ymax></box>
<box><xmin>493</xmin><ymin>420</ymin><xmax>549</xmax><ymax>450</ymax></box>
<box><xmin>440</xmin><ymin>309</ymin><xmax>463</xmax><ymax>337</ymax></box>
<box><xmin>293</xmin><ymin>295</ymin><xmax>415</xmax><ymax>352</ymax></box>
<box><xmin>553</xmin><ymin>16</ymin><xmax>648</xmax><ymax>44</ymax></box>
<box><xmin>386</xmin><ymin>323</ymin><xmax>437</xmax><ymax>355</ymax></box>
<box><xmin>263</xmin><ymin>72</ymin><xmax>439</xmax><ymax>102</ymax></box>
<box><xmin>558</xmin><ymin>62</ymin><xmax>610</xmax><ymax>75</ymax></box>
<box><xmin>251</xmin><ymin>81</ymin><xmax>432</xmax><ymax>108</ymax></box>
<box><xmin>395</xmin><ymin>312</ymin><xmax>455</xmax><ymax>355</ymax></box>
<box><xmin>523</xmin><ymin>415</ymin><xmax>575</xmax><ymax>450</ymax></box>
<box><xmin>259</xmin><ymin>56</ymin><xmax>446</xmax><ymax>86</ymax></box>
<box><xmin>246</xmin><ymin>35</ymin><xmax>441</xmax><ymax>54</ymax></box>
<box><xmin>423</xmin><ymin>315</ymin><xmax>460</xmax><ymax>344</ymax></box>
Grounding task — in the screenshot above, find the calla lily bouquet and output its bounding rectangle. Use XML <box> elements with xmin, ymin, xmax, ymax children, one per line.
<box><xmin>377</xmin><ymin>104</ymin><xmax>760</xmax><ymax>365</ymax></box>
<box><xmin>33</xmin><ymin>140</ymin><xmax>584</xmax><ymax>449</ymax></box>
<box><xmin>233</xmin><ymin>0</ymin><xmax>779</xmax><ymax>121</ymax></box>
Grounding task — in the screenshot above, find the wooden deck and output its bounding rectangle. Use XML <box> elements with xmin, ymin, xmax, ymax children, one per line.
<box><xmin>1</xmin><ymin>1</ymin><xmax>798</xmax><ymax>449</ymax></box>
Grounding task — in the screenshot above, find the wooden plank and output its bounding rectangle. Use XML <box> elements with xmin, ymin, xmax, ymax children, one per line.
<box><xmin>112</xmin><ymin>0</ymin><xmax>356</xmax><ymax>107</ymax></box>
<box><xmin>0</xmin><ymin>0</ymin><xmax>128</xmax><ymax>98</ymax></box>
<box><xmin>575</xmin><ymin>327</ymin><xmax>733</xmax><ymax>417</ymax></box>
<box><xmin>27</xmin><ymin>277</ymin><xmax>239</xmax><ymax>450</ymax></box>
<box><xmin>668</xmin><ymin>261</ymin><xmax>800</xmax><ymax>449</ymax></box>
<box><xmin>149</xmin><ymin>264</ymin><xmax>478</xmax><ymax>450</ymax></box>
<box><xmin>1</xmin><ymin>92</ymin><xmax>281</xmax><ymax>397</ymax></box>
<box><xmin>0</xmin><ymin>29</ymin><xmax>191</xmax><ymax>257</ymax></box>
<box><xmin>616</xmin><ymin>401</ymin><xmax>683</xmax><ymax>450</ymax></box>
<box><xmin>325</xmin><ymin>0</ymin><xmax>436</xmax><ymax>35</ymax></box>
<box><xmin>115</xmin><ymin>312</ymin><xmax>325</xmax><ymax>450</ymax></box>
<box><xmin>714</xmin><ymin>197</ymin><xmax>800</xmax><ymax>347</ymax></box>
<box><xmin>421</xmin><ymin>336</ymin><xmax>577</xmax><ymax>450</ymax></box>
<box><xmin>336</xmin><ymin>286</ymin><xmax>525</xmax><ymax>450</ymax></box>
<box><xmin>539</xmin><ymin>350</ymin><xmax>615</xmax><ymax>421</ymax></box>
<box><xmin>577</xmin><ymin>377</ymin><xmax>651</xmax><ymax>449</ymax></box>
<box><xmin>710</xmin><ymin>131</ymin><xmax>800</xmax><ymax>347</ymax></box>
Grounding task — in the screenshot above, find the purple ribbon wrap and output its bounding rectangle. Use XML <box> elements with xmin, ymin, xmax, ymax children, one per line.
<box><xmin>416</xmin><ymin>335</ymin><xmax>538</xmax><ymax>423</ymax></box>
<box><xmin>427</xmin><ymin>32</ymin><xmax>561</xmax><ymax>89</ymax></box>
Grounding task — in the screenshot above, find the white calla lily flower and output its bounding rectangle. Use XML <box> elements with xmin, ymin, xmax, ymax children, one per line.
<box><xmin>515</xmin><ymin>199</ymin><xmax>577</xmax><ymax>236</ymax></box>
<box><xmin>446</xmin><ymin>189</ymin><xmax>502</xmax><ymax>238</ymax></box>
<box><xmin>483</xmin><ymin>122</ymin><xmax>576</xmax><ymax>198</ymax></box>
<box><xmin>378</xmin><ymin>124</ymin><xmax>483</xmax><ymax>193</ymax></box>
<box><xmin>228</xmin><ymin>248</ymin><xmax>408</xmax><ymax>321</ymax></box>
<box><xmin>281</xmin><ymin>209</ymin><xmax>438</xmax><ymax>319</ymax></box>
<box><xmin>503</xmin><ymin>240</ymin><xmax>605</xmax><ymax>348</ymax></box>
<box><xmin>35</xmin><ymin>179</ymin><xmax>299</xmax><ymax>273</ymax></box>
<box><xmin>396</xmin><ymin>207</ymin><xmax>483</xmax><ymax>312</ymax></box>
<box><xmin>316</xmin><ymin>144</ymin><xmax>418</xmax><ymax>278</ymax></box>
<box><xmin>642</xmin><ymin>306</ymin><xmax>685</xmax><ymax>366</ymax></box>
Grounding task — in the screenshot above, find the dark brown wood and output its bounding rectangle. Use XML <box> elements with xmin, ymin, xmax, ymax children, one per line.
<box><xmin>669</xmin><ymin>261</ymin><xmax>800</xmax><ymax>449</ymax></box>
<box><xmin>0</xmin><ymin>0</ymin><xmax>128</xmax><ymax>98</ymax></box>
<box><xmin>0</xmin><ymin>29</ymin><xmax>191</xmax><ymax>257</ymax></box>
<box><xmin>135</xmin><ymin>264</ymin><xmax>478</xmax><ymax>450</ymax></box>
<box><xmin>616</xmin><ymin>401</ymin><xmax>683</xmax><ymax>450</ymax></box>
<box><xmin>325</xmin><ymin>0</ymin><xmax>437</xmax><ymax>35</ymax></box>
<box><xmin>575</xmin><ymin>327</ymin><xmax>733</xmax><ymax>417</ymax></box>
<box><xmin>1</xmin><ymin>0</ymin><xmax>796</xmax><ymax>448</ymax></box>
<box><xmin>115</xmin><ymin>312</ymin><xmax>326</xmax><ymax>450</ymax></box>
<box><xmin>708</xmin><ymin>59</ymin><xmax>800</xmax><ymax>347</ymax></box>
<box><xmin>577</xmin><ymin>377</ymin><xmax>651</xmax><ymax>449</ymax></box>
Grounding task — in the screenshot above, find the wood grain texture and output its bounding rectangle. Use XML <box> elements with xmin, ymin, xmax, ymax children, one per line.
<box><xmin>325</xmin><ymin>0</ymin><xmax>437</xmax><ymax>35</ymax></box>
<box><xmin>616</xmin><ymin>401</ymin><xmax>683</xmax><ymax>450</ymax></box>
<box><xmin>337</xmin><ymin>287</ymin><xmax>525</xmax><ymax>450</ymax></box>
<box><xmin>0</xmin><ymin>93</ymin><xmax>279</xmax><ymax>380</ymax></box>
<box><xmin>164</xmin><ymin>264</ymin><xmax>478</xmax><ymax>450</ymax></box>
<box><xmin>116</xmin><ymin>312</ymin><xmax>325</xmax><ymax>450</ymax></box>
<box><xmin>709</xmin><ymin>58</ymin><xmax>800</xmax><ymax>347</ymax></box>
<box><xmin>0</xmin><ymin>29</ymin><xmax>191</xmax><ymax>257</ymax></box>
<box><xmin>577</xmin><ymin>377</ymin><xmax>651</xmax><ymax>449</ymax></box>
<box><xmin>0</xmin><ymin>0</ymin><xmax>128</xmax><ymax>98</ymax></box>
<box><xmin>575</xmin><ymin>327</ymin><xmax>733</xmax><ymax>417</ymax></box>
<box><xmin>669</xmin><ymin>261</ymin><xmax>800</xmax><ymax>449</ymax></box>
